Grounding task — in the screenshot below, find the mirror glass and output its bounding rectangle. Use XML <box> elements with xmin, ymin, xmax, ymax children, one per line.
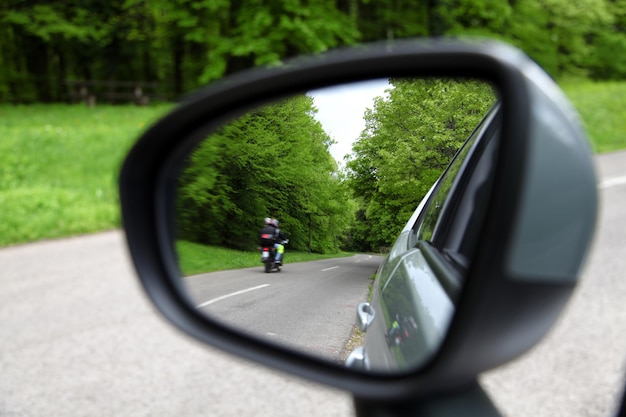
<box><xmin>172</xmin><ymin>77</ymin><xmax>498</xmax><ymax>373</ymax></box>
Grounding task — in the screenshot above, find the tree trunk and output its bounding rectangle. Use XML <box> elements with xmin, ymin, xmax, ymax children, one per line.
<box><xmin>172</xmin><ymin>34</ymin><xmax>184</xmax><ymax>98</ymax></box>
<box><xmin>23</xmin><ymin>35</ymin><xmax>51</xmax><ymax>102</ymax></box>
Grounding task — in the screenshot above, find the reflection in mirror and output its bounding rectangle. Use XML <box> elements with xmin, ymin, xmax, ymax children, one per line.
<box><xmin>173</xmin><ymin>77</ymin><xmax>498</xmax><ymax>373</ymax></box>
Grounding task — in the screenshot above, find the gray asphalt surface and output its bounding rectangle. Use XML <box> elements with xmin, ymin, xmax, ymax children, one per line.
<box><xmin>0</xmin><ymin>232</ymin><xmax>356</xmax><ymax>416</ymax></box>
<box><xmin>1</xmin><ymin>151</ymin><xmax>626</xmax><ymax>416</ymax></box>
<box><xmin>185</xmin><ymin>255</ymin><xmax>380</xmax><ymax>361</ymax></box>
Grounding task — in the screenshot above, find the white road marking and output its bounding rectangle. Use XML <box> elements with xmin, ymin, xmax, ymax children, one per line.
<box><xmin>196</xmin><ymin>284</ymin><xmax>270</xmax><ymax>308</ymax></box>
<box><xmin>599</xmin><ymin>175</ymin><xmax>626</xmax><ymax>189</ymax></box>
<box><xmin>322</xmin><ymin>266</ymin><xmax>339</xmax><ymax>272</ymax></box>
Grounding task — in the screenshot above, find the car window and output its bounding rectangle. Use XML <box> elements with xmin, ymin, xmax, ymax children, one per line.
<box><xmin>413</xmin><ymin>138</ymin><xmax>476</xmax><ymax>243</ymax></box>
<box><xmin>441</xmin><ymin>124</ymin><xmax>499</xmax><ymax>269</ymax></box>
<box><xmin>411</xmin><ymin>107</ymin><xmax>499</xmax><ymax>255</ymax></box>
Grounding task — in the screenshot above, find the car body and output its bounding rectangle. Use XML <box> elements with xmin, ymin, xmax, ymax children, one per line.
<box><xmin>348</xmin><ymin>105</ymin><xmax>500</xmax><ymax>372</ymax></box>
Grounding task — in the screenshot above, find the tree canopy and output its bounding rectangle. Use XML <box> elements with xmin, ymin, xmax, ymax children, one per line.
<box><xmin>344</xmin><ymin>78</ymin><xmax>497</xmax><ymax>251</ymax></box>
<box><xmin>176</xmin><ymin>95</ymin><xmax>354</xmax><ymax>253</ymax></box>
<box><xmin>1</xmin><ymin>0</ymin><xmax>625</xmax><ymax>103</ymax></box>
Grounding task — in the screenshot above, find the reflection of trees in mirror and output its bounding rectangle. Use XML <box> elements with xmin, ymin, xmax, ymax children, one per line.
<box><xmin>418</xmin><ymin>129</ymin><xmax>479</xmax><ymax>244</ymax></box>
<box><xmin>175</xmin><ymin>79</ymin><xmax>496</xmax><ymax>274</ymax></box>
<box><xmin>344</xmin><ymin>78</ymin><xmax>497</xmax><ymax>252</ymax></box>
<box><xmin>170</xmin><ymin>79</ymin><xmax>496</xmax><ymax>366</ymax></box>
<box><xmin>176</xmin><ymin>95</ymin><xmax>355</xmax><ymax>271</ymax></box>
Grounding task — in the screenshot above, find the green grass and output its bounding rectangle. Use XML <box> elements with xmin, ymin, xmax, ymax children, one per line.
<box><xmin>0</xmin><ymin>104</ymin><xmax>172</xmax><ymax>247</ymax></box>
<box><xmin>560</xmin><ymin>80</ymin><xmax>626</xmax><ymax>153</ymax></box>
<box><xmin>177</xmin><ymin>240</ymin><xmax>355</xmax><ymax>276</ymax></box>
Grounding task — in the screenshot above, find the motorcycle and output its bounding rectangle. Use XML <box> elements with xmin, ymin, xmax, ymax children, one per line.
<box><xmin>260</xmin><ymin>239</ymin><xmax>289</xmax><ymax>273</ymax></box>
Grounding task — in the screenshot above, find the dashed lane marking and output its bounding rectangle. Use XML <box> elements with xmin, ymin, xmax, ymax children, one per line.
<box><xmin>322</xmin><ymin>266</ymin><xmax>339</xmax><ymax>272</ymax></box>
<box><xmin>599</xmin><ymin>176</ymin><xmax>626</xmax><ymax>189</ymax></box>
<box><xmin>196</xmin><ymin>284</ymin><xmax>270</xmax><ymax>308</ymax></box>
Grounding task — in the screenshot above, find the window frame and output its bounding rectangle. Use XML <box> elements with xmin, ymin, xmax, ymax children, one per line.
<box><xmin>409</xmin><ymin>105</ymin><xmax>501</xmax><ymax>268</ymax></box>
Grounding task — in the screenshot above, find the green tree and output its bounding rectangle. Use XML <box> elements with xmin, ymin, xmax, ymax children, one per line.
<box><xmin>0</xmin><ymin>0</ymin><xmax>361</xmax><ymax>102</ymax></box>
<box><xmin>345</xmin><ymin>77</ymin><xmax>496</xmax><ymax>251</ymax></box>
<box><xmin>588</xmin><ymin>0</ymin><xmax>626</xmax><ymax>79</ymax></box>
<box><xmin>432</xmin><ymin>0</ymin><xmax>512</xmax><ymax>37</ymax></box>
<box><xmin>2</xmin><ymin>0</ymin><xmax>626</xmax><ymax>103</ymax></box>
<box><xmin>505</xmin><ymin>0</ymin><xmax>614</xmax><ymax>76</ymax></box>
<box><xmin>1</xmin><ymin>1</ymin><xmax>99</xmax><ymax>101</ymax></box>
<box><xmin>429</xmin><ymin>0</ymin><xmax>623</xmax><ymax>78</ymax></box>
<box><xmin>0</xmin><ymin>0</ymin><xmax>165</xmax><ymax>101</ymax></box>
<box><xmin>352</xmin><ymin>0</ymin><xmax>431</xmax><ymax>40</ymax></box>
<box><xmin>177</xmin><ymin>94</ymin><xmax>353</xmax><ymax>253</ymax></box>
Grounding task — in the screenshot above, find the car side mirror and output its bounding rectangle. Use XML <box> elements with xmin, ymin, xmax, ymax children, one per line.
<box><xmin>119</xmin><ymin>39</ymin><xmax>597</xmax><ymax>401</ymax></box>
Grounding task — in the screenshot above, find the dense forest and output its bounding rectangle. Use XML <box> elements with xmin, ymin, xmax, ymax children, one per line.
<box><xmin>1</xmin><ymin>0</ymin><xmax>625</xmax><ymax>103</ymax></box>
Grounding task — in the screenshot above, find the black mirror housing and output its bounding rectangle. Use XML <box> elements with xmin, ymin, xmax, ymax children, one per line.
<box><xmin>119</xmin><ymin>39</ymin><xmax>597</xmax><ymax>401</ymax></box>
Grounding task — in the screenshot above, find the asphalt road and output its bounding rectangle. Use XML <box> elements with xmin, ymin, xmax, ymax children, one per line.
<box><xmin>0</xmin><ymin>231</ymin><xmax>359</xmax><ymax>416</ymax></box>
<box><xmin>185</xmin><ymin>255</ymin><xmax>380</xmax><ymax>361</ymax></box>
<box><xmin>1</xmin><ymin>150</ymin><xmax>626</xmax><ymax>416</ymax></box>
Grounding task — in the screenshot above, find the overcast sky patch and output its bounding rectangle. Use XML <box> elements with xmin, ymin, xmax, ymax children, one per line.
<box><xmin>308</xmin><ymin>79</ymin><xmax>390</xmax><ymax>163</ymax></box>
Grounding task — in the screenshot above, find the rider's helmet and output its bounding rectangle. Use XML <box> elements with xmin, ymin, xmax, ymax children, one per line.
<box><xmin>264</xmin><ymin>217</ymin><xmax>272</xmax><ymax>225</ymax></box>
<box><xmin>271</xmin><ymin>219</ymin><xmax>279</xmax><ymax>227</ymax></box>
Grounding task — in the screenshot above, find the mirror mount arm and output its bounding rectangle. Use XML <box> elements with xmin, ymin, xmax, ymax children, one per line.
<box><xmin>353</xmin><ymin>381</ymin><xmax>502</xmax><ymax>417</ymax></box>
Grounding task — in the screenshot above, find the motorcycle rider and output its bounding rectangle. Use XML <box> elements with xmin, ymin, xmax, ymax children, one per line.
<box><xmin>259</xmin><ymin>217</ymin><xmax>277</xmax><ymax>250</ymax></box>
<box><xmin>270</xmin><ymin>219</ymin><xmax>287</xmax><ymax>265</ymax></box>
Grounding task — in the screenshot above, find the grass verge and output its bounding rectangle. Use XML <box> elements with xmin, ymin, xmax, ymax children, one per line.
<box><xmin>176</xmin><ymin>240</ymin><xmax>355</xmax><ymax>276</ymax></box>
<box><xmin>0</xmin><ymin>104</ymin><xmax>172</xmax><ymax>247</ymax></box>
<box><xmin>560</xmin><ymin>80</ymin><xmax>626</xmax><ymax>153</ymax></box>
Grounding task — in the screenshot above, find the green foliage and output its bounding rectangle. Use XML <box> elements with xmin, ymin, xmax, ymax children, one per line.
<box><xmin>539</xmin><ymin>0</ymin><xmax>613</xmax><ymax>76</ymax></box>
<box><xmin>433</xmin><ymin>0</ymin><xmax>512</xmax><ymax>36</ymax></box>
<box><xmin>2</xmin><ymin>4</ymin><xmax>97</xmax><ymax>42</ymax></box>
<box><xmin>0</xmin><ymin>104</ymin><xmax>171</xmax><ymax>247</ymax></box>
<box><xmin>588</xmin><ymin>31</ymin><xmax>626</xmax><ymax>80</ymax></box>
<box><xmin>176</xmin><ymin>95</ymin><xmax>353</xmax><ymax>254</ymax></box>
<box><xmin>0</xmin><ymin>0</ymin><xmax>361</xmax><ymax>101</ymax></box>
<box><xmin>355</xmin><ymin>0</ymin><xmax>430</xmax><ymax>40</ymax></box>
<box><xmin>500</xmin><ymin>0</ymin><xmax>560</xmax><ymax>74</ymax></box>
<box><xmin>345</xmin><ymin>78</ymin><xmax>497</xmax><ymax>251</ymax></box>
<box><xmin>2</xmin><ymin>0</ymin><xmax>626</xmax><ymax>103</ymax></box>
<box><xmin>588</xmin><ymin>0</ymin><xmax>626</xmax><ymax>79</ymax></box>
<box><xmin>426</xmin><ymin>0</ymin><xmax>626</xmax><ymax>79</ymax></box>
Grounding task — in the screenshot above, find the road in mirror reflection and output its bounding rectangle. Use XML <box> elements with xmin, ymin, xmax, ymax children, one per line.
<box><xmin>185</xmin><ymin>254</ymin><xmax>382</xmax><ymax>362</ymax></box>
<box><xmin>173</xmin><ymin>77</ymin><xmax>498</xmax><ymax>371</ymax></box>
